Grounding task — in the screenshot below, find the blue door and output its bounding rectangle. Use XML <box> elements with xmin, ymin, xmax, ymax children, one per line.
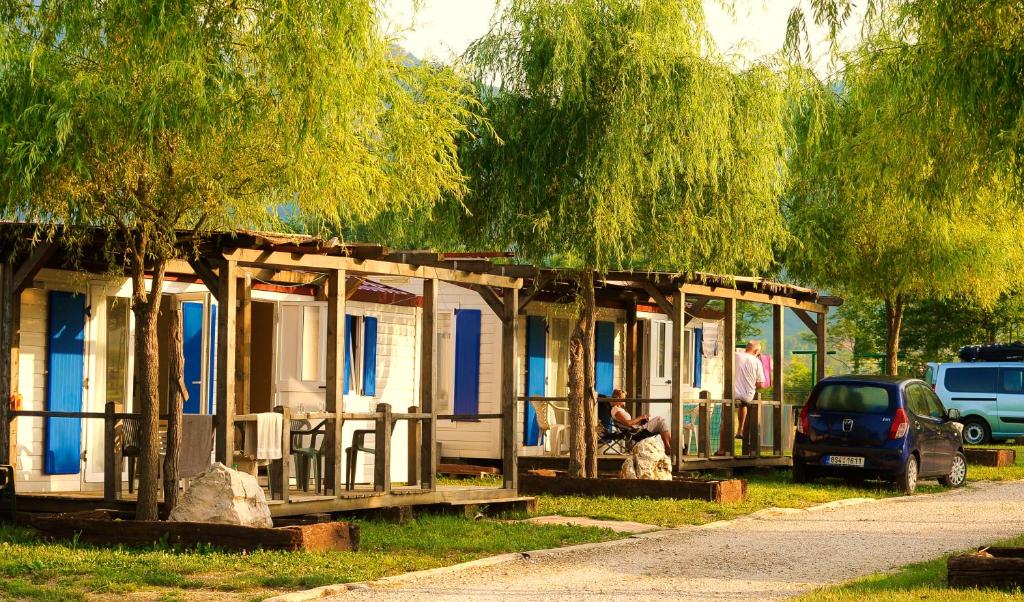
<box><xmin>453</xmin><ymin>309</ymin><xmax>482</xmax><ymax>416</ymax></box>
<box><xmin>182</xmin><ymin>302</ymin><xmax>205</xmax><ymax>414</ymax></box>
<box><xmin>595</xmin><ymin>321</ymin><xmax>615</xmax><ymax>397</ymax></box>
<box><xmin>45</xmin><ymin>291</ymin><xmax>87</xmax><ymax>475</ymax></box>
<box><xmin>524</xmin><ymin>316</ymin><xmax>546</xmax><ymax>446</ymax></box>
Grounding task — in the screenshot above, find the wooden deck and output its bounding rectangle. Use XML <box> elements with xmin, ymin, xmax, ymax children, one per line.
<box><xmin>16</xmin><ymin>485</ymin><xmax>531</xmax><ymax>518</ymax></box>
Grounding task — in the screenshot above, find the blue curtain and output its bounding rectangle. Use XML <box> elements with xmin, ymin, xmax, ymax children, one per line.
<box><xmin>693</xmin><ymin>328</ymin><xmax>703</xmax><ymax>389</ymax></box>
<box><xmin>595</xmin><ymin>321</ymin><xmax>615</xmax><ymax>396</ymax></box>
<box><xmin>524</xmin><ymin>316</ymin><xmax>546</xmax><ymax>445</ymax></box>
<box><xmin>362</xmin><ymin>317</ymin><xmax>378</xmax><ymax>396</ymax></box>
<box><xmin>453</xmin><ymin>309</ymin><xmax>482</xmax><ymax>416</ymax></box>
<box><xmin>45</xmin><ymin>291</ymin><xmax>86</xmax><ymax>475</ymax></box>
<box><xmin>344</xmin><ymin>314</ymin><xmax>356</xmax><ymax>394</ymax></box>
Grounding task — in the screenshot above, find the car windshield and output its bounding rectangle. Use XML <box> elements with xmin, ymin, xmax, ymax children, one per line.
<box><xmin>814</xmin><ymin>383</ymin><xmax>891</xmax><ymax>414</ymax></box>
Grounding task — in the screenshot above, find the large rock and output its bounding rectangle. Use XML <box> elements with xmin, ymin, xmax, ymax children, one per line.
<box><xmin>619</xmin><ymin>436</ymin><xmax>672</xmax><ymax>481</ymax></box>
<box><xmin>168</xmin><ymin>462</ymin><xmax>272</xmax><ymax>528</ymax></box>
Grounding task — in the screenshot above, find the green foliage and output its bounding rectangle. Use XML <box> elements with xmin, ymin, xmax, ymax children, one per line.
<box><xmin>736</xmin><ymin>301</ymin><xmax>773</xmax><ymax>343</ymax></box>
<box><xmin>0</xmin><ymin>0</ymin><xmax>477</xmax><ymax>251</ymax></box>
<box><xmin>440</xmin><ymin>0</ymin><xmax>793</xmax><ymax>272</ymax></box>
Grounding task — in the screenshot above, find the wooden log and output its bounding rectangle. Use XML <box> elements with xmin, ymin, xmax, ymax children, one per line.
<box><xmin>948</xmin><ymin>547</ymin><xmax>1024</xmax><ymax>589</ymax></box>
<box><xmin>964</xmin><ymin>448</ymin><xmax>1017</xmax><ymax>467</ymax></box>
<box><xmin>29</xmin><ymin>516</ymin><xmax>360</xmax><ymax>552</ymax></box>
<box><xmin>437</xmin><ymin>463</ymin><xmax>500</xmax><ymax>478</ymax></box>
<box><xmin>517</xmin><ymin>474</ymin><xmax>747</xmax><ymax>503</ymax></box>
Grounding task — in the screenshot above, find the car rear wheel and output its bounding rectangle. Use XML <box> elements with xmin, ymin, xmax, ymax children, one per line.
<box><xmin>897</xmin><ymin>454</ymin><xmax>919</xmax><ymax>495</ymax></box>
<box><xmin>962</xmin><ymin>418</ymin><xmax>991</xmax><ymax>445</ymax></box>
<box><xmin>939</xmin><ymin>451</ymin><xmax>968</xmax><ymax>488</ymax></box>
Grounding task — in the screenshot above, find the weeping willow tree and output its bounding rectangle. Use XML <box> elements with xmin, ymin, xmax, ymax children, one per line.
<box><xmin>0</xmin><ymin>0</ymin><xmax>476</xmax><ymax>519</ymax></box>
<box><xmin>786</xmin><ymin>30</ymin><xmax>1024</xmax><ymax>376</ymax></box>
<box><xmin>452</xmin><ymin>0</ymin><xmax>793</xmax><ymax>477</ymax></box>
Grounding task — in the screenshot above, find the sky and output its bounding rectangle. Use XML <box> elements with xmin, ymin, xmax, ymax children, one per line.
<box><xmin>380</xmin><ymin>0</ymin><xmax>865</xmax><ymax>77</ymax></box>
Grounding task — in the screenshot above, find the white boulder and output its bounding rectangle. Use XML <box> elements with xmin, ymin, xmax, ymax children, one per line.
<box><xmin>168</xmin><ymin>462</ymin><xmax>272</xmax><ymax>528</ymax></box>
<box><xmin>619</xmin><ymin>436</ymin><xmax>673</xmax><ymax>481</ymax></box>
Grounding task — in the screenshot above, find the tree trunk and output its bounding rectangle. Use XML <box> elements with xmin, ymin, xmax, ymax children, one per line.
<box><xmin>580</xmin><ymin>272</ymin><xmax>598</xmax><ymax>478</ymax></box>
<box><xmin>131</xmin><ymin>255</ymin><xmax>167</xmax><ymax>521</ymax></box>
<box><xmin>567</xmin><ymin>317</ymin><xmax>586</xmax><ymax>477</ymax></box>
<box><xmin>163</xmin><ymin>301</ymin><xmax>185</xmax><ymax>513</ymax></box>
<box><xmin>884</xmin><ymin>295</ymin><xmax>905</xmax><ymax>377</ymax></box>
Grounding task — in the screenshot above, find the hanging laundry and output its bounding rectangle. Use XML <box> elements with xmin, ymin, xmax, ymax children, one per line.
<box><xmin>760</xmin><ymin>353</ymin><xmax>773</xmax><ymax>389</ymax></box>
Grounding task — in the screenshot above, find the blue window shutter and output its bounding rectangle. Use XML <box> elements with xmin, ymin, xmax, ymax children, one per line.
<box><xmin>453</xmin><ymin>309</ymin><xmax>481</xmax><ymax>416</ymax></box>
<box><xmin>344</xmin><ymin>314</ymin><xmax>356</xmax><ymax>394</ymax></box>
<box><xmin>45</xmin><ymin>291</ymin><xmax>86</xmax><ymax>475</ymax></box>
<box><xmin>207</xmin><ymin>303</ymin><xmax>218</xmax><ymax>415</ymax></box>
<box><xmin>595</xmin><ymin>321</ymin><xmax>615</xmax><ymax>397</ymax></box>
<box><xmin>362</xmin><ymin>316</ymin><xmax>378</xmax><ymax>396</ymax></box>
<box><xmin>524</xmin><ymin>316</ymin><xmax>546</xmax><ymax>446</ymax></box>
<box><xmin>693</xmin><ymin>328</ymin><xmax>703</xmax><ymax>389</ymax></box>
<box><xmin>181</xmin><ymin>302</ymin><xmax>204</xmax><ymax>414</ymax></box>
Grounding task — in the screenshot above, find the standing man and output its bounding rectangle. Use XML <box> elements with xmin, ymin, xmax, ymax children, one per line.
<box><xmin>717</xmin><ymin>341</ymin><xmax>764</xmax><ymax>455</ymax></box>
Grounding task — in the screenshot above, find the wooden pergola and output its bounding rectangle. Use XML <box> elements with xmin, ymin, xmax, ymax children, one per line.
<box><xmin>0</xmin><ymin>226</ymin><xmax>530</xmax><ymax>516</ymax></box>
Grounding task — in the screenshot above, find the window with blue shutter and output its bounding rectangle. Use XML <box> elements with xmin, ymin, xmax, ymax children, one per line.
<box><xmin>453</xmin><ymin>309</ymin><xmax>482</xmax><ymax>416</ymax></box>
<box><xmin>595</xmin><ymin>321</ymin><xmax>615</xmax><ymax>397</ymax></box>
<box><xmin>45</xmin><ymin>291</ymin><xmax>86</xmax><ymax>475</ymax></box>
<box><xmin>362</xmin><ymin>316</ymin><xmax>378</xmax><ymax>396</ymax></box>
<box><xmin>693</xmin><ymin>328</ymin><xmax>703</xmax><ymax>388</ymax></box>
<box><xmin>524</xmin><ymin>316</ymin><xmax>546</xmax><ymax>445</ymax></box>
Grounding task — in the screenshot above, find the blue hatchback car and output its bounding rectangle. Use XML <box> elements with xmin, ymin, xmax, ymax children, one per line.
<box><xmin>792</xmin><ymin>375</ymin><xmax>967</xmax><ymax>494</ymax></box>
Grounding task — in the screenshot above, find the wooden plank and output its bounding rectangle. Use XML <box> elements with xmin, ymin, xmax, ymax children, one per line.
<box><xmin>793</xmin><ymin>308</ymin><xmax>818</xmax><ymax>334</ymax></box>
<box><xmin>964</xmin><ymin>448</ymin><xmax>1016</xmax><ymax>467</ymax></box>
<box><xmin>470</xmin><ymin>284</ymin><xmax>505</xmax><ymax>318</ymax></box>
<box><xmin>816</xmin><ymin>310</ymin><xmax>827</xmax><ymax>382</ymax></box>
<box><xmin>373</xmin><ymin>403</ymin><xmax>392</xmax><ymax>493</ymax></box>
<box><xmin>325</xmin><ymin>268</ymin><xmax>345</xmax><ymax>496</ymax></box>
<box><xmin>501</xmin><ymin>286</ymin><xmax>518</xmax><ymax>490</ymax></box>
<box><xmin>723</xmin><ymin>298</ymin><xmax>737</xmax><ymax>448</ymax></box>
<box><xmin>679</xmin><ymin>283</ymin><xmax>828</xmax><ymax>314</ymax></box>
<box><xmin>683</xmin><ymin>298</ymin><xmax>710</xmax><ymax>325</ymax></box>
<box><xmin>670</xmin><ymin>288</ymin><xmax>685</xmax><ymax>468</ymax></box>
<box><xmin>11</xmin><ymin>242</ymin><xmax>55</xmax><ymax>293</ymax></box>
<box><xmin>517</xmin><ymin>474</ymin><xmax>747</xmax><ymax>503</ymax></box>
<box><xmin>624</xmin><ymin>298</ymin><xmax>637</xmax><ymax>401</ymax></box>
<box><xmin>773</xmin><ymin>305</ymin><xmax>785</xmax><ymax>455</ymax></box>
<box><xmin>438</xmin><ymin>463</ymin><xmax>500</xmax><ymax>477</ymax></box>
<box><xmin>215</xmin><ymin>260</ymin><xmax>237</xmax><ymax>464</ymax></box>
<box><xmin>224</xmin><ymin>249</ymin><xmax>522</xmax><ymax>289</ymax></box>
<box><xmin>698</xmin><ymin>400</ymin><xmax>711</xmax><ymax>459</ymax></box>
<box><xmin>518</xmin><ymin>274</ymin><xmax>554</xmax><ymax>313</ymax></box>
<box><xmin>278</xmin><ymin>406</ymin><xmax>291</xmax><ymax>502</ymax></box>
<box><xmin>29</xmin><ymin>515</ymin><xmax>359</xmax><ymax>552</ymax></box>
<box><xmin>420</xmin><ymin>278</ymin><xmax>438</xmax><ymax>491</ymax></box>
<box><xmin>186</xmin><ymin>257</ymin><xmax>221</xmax><ymax>302</ymax></box>
<box><xmin>236</xmin><ymin>276</ymin><xmax>252</xmax><ymax>415</ymax></box>
<box><xmin>639</xmin><ymin>280</ymin><xmax>674</xmax><ymax>316</ymax></box>
<box><xmin>0</xmin><ymin>263</ymin><xmax>13</xmax><ymax>463</ymax></box>
<box><xmin>407</xmin><ymin>406</ymin><xmax>420</xmax><ymax>487</ymax></box>
<box><xmin>103</xmin><ymin>403</ymin><xmax>117</xmax><ymax>502</ymax></box>
<box><xmin>948</xmin><ymin>548</ymin><xmax>1024</xmax><ymax>589</ymax></box>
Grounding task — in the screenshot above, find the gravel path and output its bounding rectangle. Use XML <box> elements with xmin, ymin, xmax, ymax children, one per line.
<box><xmin>323</xmin><ymin>481</ymin><xmax>1024</xmax><ymax>601</ymax></box>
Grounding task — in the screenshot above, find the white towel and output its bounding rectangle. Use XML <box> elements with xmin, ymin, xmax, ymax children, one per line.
<box><xmin>244</xmin><ymin>412</ymin><xmax>283</xmax><ymax>461</ymax></box>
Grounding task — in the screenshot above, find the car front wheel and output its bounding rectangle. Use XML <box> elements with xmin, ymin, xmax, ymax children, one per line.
<box><xmin>961</xmin><ymin>418</ymin><xmax>991</xmax><ymax>445</ymax></box>
<box><xmin>897</xmin><ymin>454</ymin><xmax>919</xmax><ymax>495</ymax></box>
<box><xmin>939</xmin><ymin>451</ymin><xmax>968</xmax><ymax>488</ymax></box>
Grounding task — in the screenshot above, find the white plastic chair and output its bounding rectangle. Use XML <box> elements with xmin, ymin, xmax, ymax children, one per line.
<box><xmin>529</xmin><ymin>398</ymin><xmax>569</xmax><ymax>456</ymax></box>
<box><xmin>682</xmin><ymin>403</ymin><xmax>700</xmax><ymax>455</ymax></box>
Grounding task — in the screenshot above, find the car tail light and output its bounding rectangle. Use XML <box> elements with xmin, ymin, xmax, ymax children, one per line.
<box><xmin>931</xmin><ymin>383</ymin><xmax>936</xmax><ymax>392</ymax></box>
<box><xmin>889</xmin><ymin>407</ymin><xmax>910</xmax><ymax>440</ymax></box>
<box><xmin>797</xmin><ymin>403</ymin><xmax>810</xmax><ymax>435</ymax></box>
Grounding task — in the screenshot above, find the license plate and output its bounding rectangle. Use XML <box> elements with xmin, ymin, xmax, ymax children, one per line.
<box><xmin>827</xmin><ymin>455</ymin><xmax>865</xmax><ymax>467</ymax></box>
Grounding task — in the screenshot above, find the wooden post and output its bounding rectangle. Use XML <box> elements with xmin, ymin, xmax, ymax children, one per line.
<box><xmin>104</xmin><ymin>402</ymin><xmax>117</xmax><ymax>502</ymax></box>
<box><xmin>215</xmin><ymin>260</ymin><xmax>237</xmax><ymax>464</ymax></box>
<box><xmin>816</xmin><ymin>310</ymin><xmax>827</xmax><ymax>383</ymax></box>
<box><xmin>236</xmin><ymin>275</ymin><xmax>252</xmax><ymax>415</ymax></box>
<box><xmin>325</xmin><ymin>268</ymin><xmax>346</xmax><ymax>496</ymax></box>
<box><xmin>407</xmin><ymin>405</ymin><xmax>420</xmax><ymax>487</ymax></box>
<box><xmin>419</xmin><ymin>279</ymin><xmax>438</xmax><ymax>491</ymax></box>
<box><xmin>0</xmin><ymin>263</ymin><xmax>13</xmax><ymax>464</ymax></box>
<box><xmin>501</xmin><ymin>286</ymin><xmax>519</xmax><ymax>490</ymax></box>
<box><xmin>773</xmin><ymin>305</ymin><xmax>785</xmax><ymax>456</ymax></box>
<box><xmin>373</xmin><ymin>403</ymin><xmax>391</xmax><ymax>493</ymax></box>
<box><xmin>624</xmin><ymin>298</ymin><xmax>637</xmax><ymax>402</ymax></box>
<box><xmin>698</xmin><ymin>393</ymin><xmax>711</xmax><ymax>459</ymax></box>
<box><xmin>723</xmin><ymin>298</ymin><xmax>736</xmax><ymax>453</ymax></box>
<box><xmin>670</xmin><ymin>289</ymin><xmax>685</xmax><ymax>469</ymax></box>
<box><xmin>747</xmin><ymin>402</ymin><xmax>760</xmax><ymax>458</ymax></box>
<box><xmin>273</xmin><ymin>405</ymin><xmax>291</xmax><ymax>502</ymax></box>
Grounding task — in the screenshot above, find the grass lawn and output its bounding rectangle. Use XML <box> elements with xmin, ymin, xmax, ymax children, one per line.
<box><xmin>966</xmin><ymin>442</ymin><xmax>1024</xmax><ymax>481</ymax></box>
<box><xmin>0</xmin><ymin>515</ymin><xmax>620</xmax><ymax>601</ymax></box>
<box><xmin>796</xmin><ymin>533</ymin><xmax>1024</xmax><ymax>601</ymax></box>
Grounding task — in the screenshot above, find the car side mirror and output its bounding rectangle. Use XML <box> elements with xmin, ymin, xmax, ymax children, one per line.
<box><xmin>946</xmin><ymin>408</ymin><xmax>962</xmax><ymax>421</ymax></box>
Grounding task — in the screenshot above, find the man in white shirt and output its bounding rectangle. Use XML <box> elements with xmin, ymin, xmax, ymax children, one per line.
<box><xmin>718</xmin><ymin>341</ymin><xmax>764</xmax><ymax>454</ymax></box>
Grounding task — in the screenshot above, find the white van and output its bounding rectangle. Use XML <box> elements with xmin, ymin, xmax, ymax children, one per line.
<box><xmin>926</xmin><ymin>362</ymin><xmax>1024</xmax><ymax>444</ymax></box>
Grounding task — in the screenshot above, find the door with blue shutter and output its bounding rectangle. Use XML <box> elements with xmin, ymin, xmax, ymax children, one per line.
<box><xmin>45</xmin><ymin>291</ymin><xmax>87</xmax><ymax>475</ymax></box>
<box><xmin>181</xmin><ymin>301</ymin><xmax>204</xmax><ymax>414</ymax></box>
<box><xmin>453</xmin><ymin>309</ymin><xmax>482</xmax><ymax>416</ymax></box>
<box><xmin>524</xmin><ymin>316</ymin><xmax>546</xmax><ymax>446</ymax></box>
<box><xmin>595</xmin><ymin>321</ymin><xmax>615</xmax><ymax>397</ymax></box>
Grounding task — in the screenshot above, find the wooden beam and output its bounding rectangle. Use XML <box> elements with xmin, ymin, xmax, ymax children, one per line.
<box><xmin>0</xmin><ymin>263</ymin><xmax>13</xmax><ymax>463</ymax></box>
<box><xmin>12</xmin><ymin>242</ymin><xmax>55</xmax><ymax>293</ymax></box>
<box><xmin>501</xmin><ymin>286</ymin><xmax>519</xmax><ymax>490</ymax></box>
<box><xmin>214</xmin><ymin>260</ymin><xmax>237</xmax><ymax>464</ymax></box>
<box><xmin>236</xmin><ymin>275</ymin><xmax>252</xmax><ymax>415</ymax></box>
<box><xmin>624</xmin><ymin>298</ymin><xmax>637</xmax><ymax>400</ymax></box>
<box><xmin>518</xmin><ymin>274</ymin><xmax>554</xmax><ymax>313</ymax></box>
<box><xmin>224</xmin><ymin>249</ymin><xmax>522</xmax><ymax>289</ymax></box>
<box><xmin>419</xmin><ymin>279</ymin><xmax>438</xmax><ymax>491</ymax></box>
<box><xmin>325</xmin><ymin>268</ymin><xmax>346</xmax><ymax>496</ymax></box>
<box><xmin>679</xmin><ymin>283</ymin><xmax>827</xmax><ymax>314</ymax></box>
<box><xmin>187</xmin><ymin>257</ymin><xmax>222</xmax><ymax>302</ymax></box>
<box><xmin>345</xmin><ymin>276</ymin><xmax>364</xmax><ymax>300</ymax></box>
<box><xmin>793</xmin><ymin>308</ymin><xmax>818</xmax><ymax>334</ymax></box>
<box><xmin>470</xmin><ymin>285</ymin><xmax>505</xmax><ymax>319</ymax></box>
<box><xmin>772</xmin><ymin>305</ymin><xmax>785</xmax><ymax>456</ymax></box>
<box><xmin>684</xmin><ymin>298</ymin><xmax>710</xmax><ymax>325</ymax></box>
<box><xmin>639</xmin><ymin>280</ymin><xmax>674</xmax><ymax>316</ymax></box>
<box><xmin>816</xmin><ymin>310</ymin><xmax>828</xmax><ymax>383</ymax></box>
<box><xmin>670</xmin><ymin>289</ymin><xmax>685</xmax><ymax>468</ymax></box>
<box><xmin>723</xmin><ymin>299</ymin><xmax>737</xmax><ymax>403</ymax></box>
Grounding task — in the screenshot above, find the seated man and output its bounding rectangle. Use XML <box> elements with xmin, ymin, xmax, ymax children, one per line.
<box><xmin>609</xmin><ymin>389</ymin><xmax>672</xmax><ymax>454</ymax></box>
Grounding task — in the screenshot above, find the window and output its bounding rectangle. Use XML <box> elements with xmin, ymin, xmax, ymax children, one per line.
<box><xmin>656</xmin><ymin>322</ymin><xmax>667</xmax><ymax>378</ymax></box>
<box><xmin>104</xmin><ymin>297</ymin><xmax>130</xmax><ymax>410</ymax></box>
<box><xmin>549</xmin><ymin>318</ymin><xmax>570</xmax><ymax>397</ymax></box>
<box><xmin>924</xmin><ymin>365</ymin><xmax>935</xmax><ymax>386</ymax></box>
<box><xmin>301</xmin><ymin>305</ymin><xmax>323</xmax><ymax>382</ymax></box>
<box><xmin>906</xmin><ymin>385</ymin><xmax>931</xmax><ymax>417</ymax></box>
<box><xmin>815</xmin><ymin>384</ymin><xmax>891</xmax><ymax>414</ymax></box>
<box><xmin>923</xmin><ymin>388</ymin><xmax>947</xmax><ymax>419</ymax></box>
<box><xmin>343</xmin><ymin>314</ymin><xmax>378</xmax><ymax>396</ymax></box>
<box><xmin>944</xmin><ymin>367</ymin><xmax>997</xmax><ymax>393</ymax></box>
<box><xmin>999</xmin><ymin>368</ymin><xmax>1024</xmax><ymax>394</ymax></box>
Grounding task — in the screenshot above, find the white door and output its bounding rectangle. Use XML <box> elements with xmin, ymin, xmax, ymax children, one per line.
<box><xmin>276</xmin><ymin>302</ymin><xmax>327</xmax><ymax>411</ymax></box>
<box><xmin>647</xmin><ymin>318</ymin><xmax>673</xmax><ymax>424</ymax></box>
